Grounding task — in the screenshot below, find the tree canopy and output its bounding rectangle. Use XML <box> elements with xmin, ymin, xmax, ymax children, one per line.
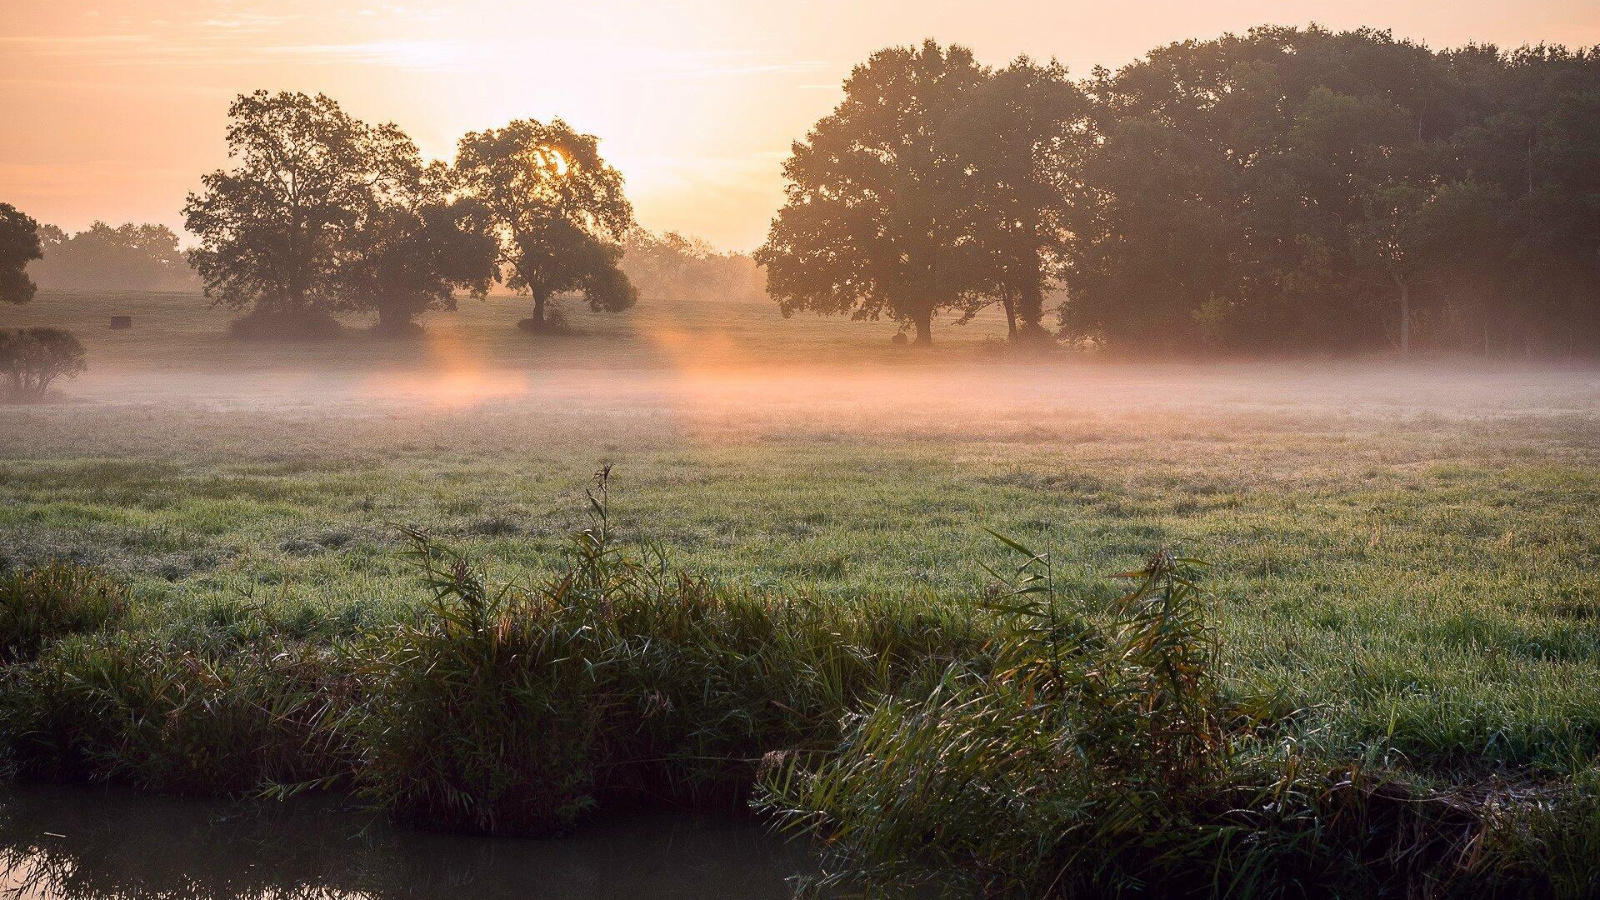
<box><xmin>767</xmin><ymin>28</ymin><xmax>1600</xmax><ymax>355</ymax></box>
<box><xmin>184</xmin><ymin>91</ymin><xmax>502</xmax><ymax>335</ymax></box>
<box><xmin>1059</xmin><ymin>26</ymin><xmax>1600</xmax><ymax>355</ymax></box>
<box><xmin>621</xmin><ymin>230</ymin><xmax>766</xmax><ymax>304</ymax></box>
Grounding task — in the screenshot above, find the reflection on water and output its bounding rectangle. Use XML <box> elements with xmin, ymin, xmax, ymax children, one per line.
<box><xmin>0</xmin><ymin>786</ymin><xmax>813</xmax><ymax>899</ymax></box>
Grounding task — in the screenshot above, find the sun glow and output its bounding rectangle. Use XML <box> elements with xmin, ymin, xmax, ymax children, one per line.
<box><xmin>528</xmin><ymin>146</ymin><xmax>570</xmax><ymax>178</ymax></box>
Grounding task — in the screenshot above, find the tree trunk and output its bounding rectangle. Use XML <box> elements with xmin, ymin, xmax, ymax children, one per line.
<box><xmin>1398</xmin><ymin>281</ymin><xmax>1411</xmax><ymax>358</ymax></box>
<box><xmin>1000</xmin><ymin>292</ymin><xmax>1018</xmax><ymax>340</ymax></box>
<box><xmin>912</xmin><ymin>311</ymin><xmax>933</xmax><ymax>347</ymax></box>
<box><xmin>532</xmin><ymin>292</ymin><xmax>547</xmax><ymax>330</ymax></box>
<box><xmin>1015</xmin><ymin>282</ymin><xmax>1046</xmax><ymax>342</ymax></box>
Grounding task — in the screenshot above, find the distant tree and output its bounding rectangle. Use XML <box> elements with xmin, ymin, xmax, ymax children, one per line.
<box><xmin>0</xmin><ymin>203</ymin><xmax>42</xmax><ymax>305</ymax></box>
<box><xmin>28</xmin><ymin>222</ymin><xmax>196</xmax><ymax>292</ymax></box>
<box><xmin>453</xmin><ymin>119</ymin><xmax>637</xmax><ymax>332</ymax></box>
<box><xmin>757</xmin><ymin>41</ymin><xmax>990</xmax><ymax>346</ymax></box>
<box><xmin>945</xmin><ymin>57</ymin><xmax>1086</xmax><ymax>341</ymax></box>
<box><xmin>0</xmin><ymin>328</ymin><xmax>86</xmax><ymax>402</ymax></box>
<box><xmin>183</xmin><ymin>91</ymin><xmax>419</xmax><ymax>334</ymax></box>
<box><xmin>620</xmin><ymin>230</ymin><xmax>767</xmax><ymax>303</ymax></box>
<box><xmin>335</xmin><ymin>165</ymin><xmax>500</xmax><ymax>335</ymax></box>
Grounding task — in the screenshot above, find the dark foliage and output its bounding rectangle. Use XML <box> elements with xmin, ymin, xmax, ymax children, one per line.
<box><xmin>0</xmin><ymin>203</ymin><xmax>42</xmax><ymax>306</ymax></box>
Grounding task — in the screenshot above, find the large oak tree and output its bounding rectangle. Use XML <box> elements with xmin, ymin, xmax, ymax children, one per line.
<box><xmin>184</xmin><ymin>92</ymin><xmax>415</xmax><ymax>328</ymax></box>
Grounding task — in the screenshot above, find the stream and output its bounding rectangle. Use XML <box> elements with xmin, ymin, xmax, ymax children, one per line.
<box><xmin>0</xmin><ymin>785</ymin><xmax>816</xmax><ymax>899</ymax></box>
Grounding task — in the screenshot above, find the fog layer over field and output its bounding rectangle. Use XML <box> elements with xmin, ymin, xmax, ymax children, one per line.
<box><xmin>6</xmin><ymin>291</ymin><xmax>1600</xmax><ymax>455</ymax></box>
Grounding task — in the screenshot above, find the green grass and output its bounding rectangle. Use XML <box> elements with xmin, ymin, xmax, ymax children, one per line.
<box><xmin>3</xmin><ymin>290</ymin><xmax>1600</xmax><ymax>892</ymax></box>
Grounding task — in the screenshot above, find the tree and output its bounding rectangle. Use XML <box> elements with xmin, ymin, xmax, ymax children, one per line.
<box><xmin>453</xmin><ymin>119</ymin><xmax>637</xmax><ymax>332</ymax></box>
<box><xmin>945</xmin><ymin>57</ymin><xmax>1086</xmax><ymax>341</ymax></box>
<box><xmin>335</xmin><ymin>165</ymin><xmax>500</xmax><ymax>335</ymax></box>
<box><xmin>620</xmin><ymin>230</ymin><xmax>767</xmax><ymax>304</ymax></box>
<box><xmin>0</xmin><ymin>328</ymin><xmax>85</xmax><ymax>402</ymax></box>
<box><xmin>757</xmin><ymin>41</ymin><xmax>990</xmax><ymax>346</ymax></box>
<box><xmin>183</xmin><ymin>91</ymin><xmax>419</xmax><ymax>333</ymax></box>
<box><xmin>27</xmin><ymin>222</ymin><xmax>196</xmax><ymax>292</ymax></box>
<box><xmin>0</xmin><ymin>203</ymin><xmax>42</xmax><ymax>305</ymax></box>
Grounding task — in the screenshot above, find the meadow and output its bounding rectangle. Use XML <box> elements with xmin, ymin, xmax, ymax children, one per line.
<box><xmin>4</xmin><ymin>290</ymin><xmax>1600</xmax><ymax>894</ymax></box>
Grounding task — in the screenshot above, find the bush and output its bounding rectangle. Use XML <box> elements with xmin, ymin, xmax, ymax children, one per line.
<box><xmin>516</xmin><ymin>307</ymin><xmax>570</xmax><ymax>334</ymax></box>
<box><xmin>0</xmin><ymin>328</ymin><xmax>86</xmax><ymax>402</ymax></box>
<box><xmin>0</xmin><ymin>561</ymin><xmax>127</xmax><ymax>663</ymax></box>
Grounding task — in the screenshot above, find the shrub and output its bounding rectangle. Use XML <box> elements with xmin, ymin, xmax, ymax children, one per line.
<box><xmin>0</xmin><ymin>328</ymin><xmax>86</xmax><ymax>402</ymax></box>
<box><xmin>0</xmin><ymin>561</ymin><xmax>127</xmax><ymax>663</ymax></box>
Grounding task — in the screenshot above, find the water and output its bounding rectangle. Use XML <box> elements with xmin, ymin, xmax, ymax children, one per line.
<box><xmin>0</xmin><ymin>786</ymin><xmax>815</xmax><ymax>899</ymax></box>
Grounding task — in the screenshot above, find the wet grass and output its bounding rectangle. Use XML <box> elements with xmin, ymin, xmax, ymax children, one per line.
<box><xmin>3</xmin><ymin>424</ymin><xmax>1598</xmax><ymax>786</ymax></box>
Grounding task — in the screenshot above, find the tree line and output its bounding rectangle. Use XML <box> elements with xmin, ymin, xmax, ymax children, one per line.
<box><xmin>5</xmin><ymin>24</ymin><xmax>1599</xmax><ymax>355</ymax></box>
<box><xmin>760</xmin><ymin>26</ymin><xmax>1600</xmax><ymax>353</ymax></box>
<box><xmin>29</xmin><ymin>223</ymin><xmax>198</xmax><ymax>293</ymax></box>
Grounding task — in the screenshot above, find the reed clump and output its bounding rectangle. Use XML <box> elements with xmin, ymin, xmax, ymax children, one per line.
<box><xmin>352</xmin><ymin>468</ymin><xmax>984</xmax><ymax>834</ymax></box>
<box><xmin>0</xmin><ymin>634</ymin><xmax>354</xmax><ymax>794</ymax></box>
<box><xmin>756</xmin><ymin>536</ymin><xmax>1533</xmax><ymax>898</ymax></box>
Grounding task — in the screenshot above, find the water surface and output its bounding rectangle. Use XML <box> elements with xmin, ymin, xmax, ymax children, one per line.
<box><xmin>0</xmin><ymin>786</ymin><xmax>813</xmax><ymax>899</ymax></box>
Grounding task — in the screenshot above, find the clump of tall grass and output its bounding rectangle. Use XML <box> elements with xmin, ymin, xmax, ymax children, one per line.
<box><xmin>0</xmin><ymin>634</ymin><xmax>354</xmax><ymax>794</ymax></box>
<box><xmin>352</xmin><ymin>468</ymin><xmax>984</xmax><ymax>835</ymax></box>
<box><xmin>757</xmin><ymin>536</ymin><xmax>1512</xmax><ymax>898</ymax></box>
<box><xmin>0</xmin><ymin>561</ymin><xmax>127</xmax><ymax>663</ymax></box>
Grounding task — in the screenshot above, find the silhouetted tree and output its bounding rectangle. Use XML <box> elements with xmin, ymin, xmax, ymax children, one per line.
<box><xmin>758</xmin><ymin>41</ymin><xmax>989</xmax><ymax>346</ymax></box>
<box><xmin>183</xmin><ymin>91</ymin><xmax>419</xmax><ymax>335</ymax></box>
<box><xmin>0</xmin><ymin>204</ymin><xmax>42</xmax><ymax>305</ymax></box>
<box><xmin>0</xmin><ymin>328</ymin><xmax>85</xmax><ymax>402</ymax></box>
<box><xmin>453</xmin><ymin>119</ymin><xmax>637</xmax><ymax>332</ymax></box>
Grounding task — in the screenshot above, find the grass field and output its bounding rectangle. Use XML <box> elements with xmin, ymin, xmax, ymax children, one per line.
<box><xmin>5</xmin><ymin>290</ymin><xmax>1600</xmax><ymax>891</ymax></box>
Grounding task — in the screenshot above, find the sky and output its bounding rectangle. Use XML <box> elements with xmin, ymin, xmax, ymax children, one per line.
<box><xmin>4</xmin><ymin>1</ymin><xmax>1599</xmax><ymax>251</ymax></box>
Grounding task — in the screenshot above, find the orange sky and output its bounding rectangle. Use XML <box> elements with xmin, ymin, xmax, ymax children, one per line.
<box><xmin>4</xmin><ymin>1</ymin><xmax>1599</xmax><ymax>251</ymax></box>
